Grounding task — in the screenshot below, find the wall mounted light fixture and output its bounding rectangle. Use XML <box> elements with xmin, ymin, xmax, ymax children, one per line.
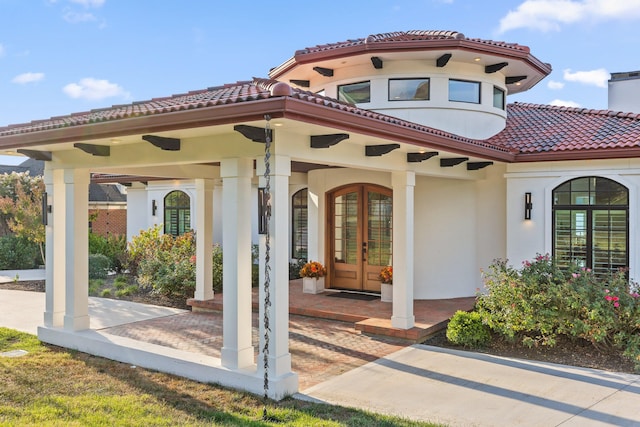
<box><xmin>41</xmin><ymin>192</ymin><xmax>51</xmax><ymax>225</ymax></box>
<box><xmin>258</xmin><ymin>188</ymin><xmax>270</xmax><ymax>235</ymax></box>
<box><xmin>152</xmin><ymin>199</ymin><xmax>157</xmax><ymax>216</ymax></box>
<box><xmin>524</xmin><ymin>192</ymin><xmax>533</xmax><ymax>220</ymax></box>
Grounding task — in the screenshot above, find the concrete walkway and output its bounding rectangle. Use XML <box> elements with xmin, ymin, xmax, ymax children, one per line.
<box><xmin>1</xmin><ymin>273</ymin><xmax>640</xmax><ymax>426</ymax></box>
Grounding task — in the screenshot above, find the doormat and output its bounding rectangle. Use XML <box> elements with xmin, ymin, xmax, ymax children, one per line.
<box><xmin>326</xmin><ymin>292</ymin><xmax>379</xmax><ymax>301</ymax></box>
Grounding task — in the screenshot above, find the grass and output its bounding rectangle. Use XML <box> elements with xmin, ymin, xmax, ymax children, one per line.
<box><xmin>0</xmin><ymin>328</ymin><xmax>442</xmax><ymax>426</ymax></box>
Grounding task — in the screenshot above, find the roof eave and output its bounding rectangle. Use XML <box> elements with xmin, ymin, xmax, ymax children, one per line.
<box><xmin>514</xmin><ymin>148</ymin><xmax>640</xmax><ymax>162</ymax></box>
<box><xmin>270</xmin><ymin>39</ymin><xmax>551</xmax><ymax>80</ymax></box>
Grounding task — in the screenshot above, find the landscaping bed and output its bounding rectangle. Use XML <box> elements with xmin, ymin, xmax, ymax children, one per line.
<box><xmin>2</xmin><ymin>277</ymin><xmax>638</xmax><ymax>376</ymax></box>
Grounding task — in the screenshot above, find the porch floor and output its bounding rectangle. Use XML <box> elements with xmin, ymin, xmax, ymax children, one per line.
<box><xmin>188</xmin><ymin>278</ymin><xmax>476</xmax><ymax>342</ymax></box>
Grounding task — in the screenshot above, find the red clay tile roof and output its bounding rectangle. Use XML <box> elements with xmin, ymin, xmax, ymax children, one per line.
<box><xmin>0</xmin><ymin>80</ymin><xmax>272</xmax><ymax>137</ymax></box>
<box><xmin>0</xmin><ymin>78</ymin><xmax>512</xmax><ymax>157</ymax></box>
<box><xmin>488</xmin><ymin>103</ymin><xmax>640</xmax><ymax>159</ymax></box>
<box><xmin>294</xmin><ymin>30</ymin><xmax>531</xmax><ymax>55</ymax></box>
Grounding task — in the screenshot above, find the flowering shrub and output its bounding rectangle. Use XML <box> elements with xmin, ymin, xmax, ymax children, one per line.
<box><xmin>475</xmin><ymin>254</ymin><xmax>640</xmax><ymax>369</ymax></box>
<box><xmin>131</xmin><ymin>226</ymin><xmax>226</xmax><ymax>297</ymax></box>
<box><xmin>379</xmin><ymin>266</ymin><xmax>393</xmax><ymax>284</ymax></box>
<box><xmin>299</xmin><ymin>261</ymin><xmax>326</xmax><ymax>278</ymax></box>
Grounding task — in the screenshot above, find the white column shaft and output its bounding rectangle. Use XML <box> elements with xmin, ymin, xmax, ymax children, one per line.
<box><xmin>391</xmin><ymin>171</ymin><xmax>415</xmax><ymax>329</ymax></box>
<box><xmin>195</xmin><ymin>179</ymin><xmax>214</xmax><ymax>300</ymax></box>
<box><xmin>63</xmin><ymin>168</ymin><xmax>90</xmax><ymax>331</ymax></box>
<box><xmin>256</xmin><ymin>155</ymin><xmax>295</xmax><ymax>379</ymax></box>
<box><xmin>220</xmin><ymin>158</ymin><xmax>254</xmax><ymax>369</ymax></box>
<box><xmin>43</xmin><ymin>168</ymin><xmax>64</xmax><ymax>327</ymax></box>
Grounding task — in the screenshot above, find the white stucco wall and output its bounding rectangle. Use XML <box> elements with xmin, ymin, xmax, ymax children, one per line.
<box><xmin>506</xmin><ymin>159</ymin><xmax>640</xmax><ymax>282</ymax></box>
<box><xmin>126</xmin><ymin>184</ymin><xmax>150</xmax><ymax>242</ymax></box>
<box><xmin>310</xmin><ymin>60</ymin><xmax>508</xmax><ymax>139</ymax></box>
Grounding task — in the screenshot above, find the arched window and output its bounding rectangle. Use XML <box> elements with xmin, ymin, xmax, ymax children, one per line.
<box><xmin>292</xmin><ymin>188</ymin><xmax>308</xmax><ymax>259</ymax></box>
<box><xmin>553</xmin><ymin>177</ymin><xmax>628</xmax><ymax>276</ymax></box>
<box><xmin>164</xmin><ymin>190</ymin><xmax>190</xmax><ymax>236</ymax></box>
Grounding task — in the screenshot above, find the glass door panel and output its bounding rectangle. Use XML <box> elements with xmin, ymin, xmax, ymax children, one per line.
<box><xmin>364</xmin><ymin>190</ymin><xmax>392</xmax><ymax>291</ymax></box>
<box><xmin>332</xmin><ymin>191</ymin><xmax>361</xmax><ymax>289</ymax></box>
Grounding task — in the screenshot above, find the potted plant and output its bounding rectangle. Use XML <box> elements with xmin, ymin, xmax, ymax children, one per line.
<box><xmin>379</xmin><ymin>266</ymin><xmax>393</xmax><ymax>302</ymax></box>
<box><xmin>299</xmin><ymin>260</ymin><xmax>327</xmax><ymax>294</ymax></box>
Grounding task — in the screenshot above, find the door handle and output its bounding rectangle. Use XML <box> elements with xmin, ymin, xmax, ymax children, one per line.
<box><xmin>362</xmin><ymin>242</ymin><xmax>367</xmax><ymax>261</ymax></box>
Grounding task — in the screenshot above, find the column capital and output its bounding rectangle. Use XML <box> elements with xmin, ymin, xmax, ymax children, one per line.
<box><xmin>220</xmin><ymin>158</ymin><xmax>253</xmax><ymax>179</ymax></box>
<box><xmin>256</xmin><ymin>155</ymin><xmax>291</xmax><ymax>177</ymax></box>
<box><xmin>392</xmin><ymin>170</ymin><xmax>415</xmax><ymax>187</ymax></box>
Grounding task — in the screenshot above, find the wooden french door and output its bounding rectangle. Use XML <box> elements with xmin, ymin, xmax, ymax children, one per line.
<box><xmin>328</xmin><ymin>184</ymin><xmax>392</xmax><ymax>292</ymax></box>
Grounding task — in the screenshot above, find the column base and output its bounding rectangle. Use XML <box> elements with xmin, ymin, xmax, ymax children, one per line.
<box><xmin>221</xmin><ymin>345</ymin><xmax>255</xmax><ymax>370</ymax></box>
<box><xmin>44</xmin><ymin>311</ymin><xmax>64</xmax><ymax>328</ymax></box>
<box><xmin>63</xmin><ymin>314</ymin><xmax>90</xmax><ymax>331</ymax></box>
<box><xmin>391</xmin><ymin>315</ymin><xmax>415</xmax><ymax>330</ymax></box>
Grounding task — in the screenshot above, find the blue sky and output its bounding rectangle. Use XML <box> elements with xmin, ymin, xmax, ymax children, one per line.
<box><xmin>1</xmin><ymin>0</ymin><xmax>640</xmax><ymax>164</ymax></box>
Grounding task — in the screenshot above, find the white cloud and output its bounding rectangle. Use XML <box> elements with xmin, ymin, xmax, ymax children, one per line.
<box><xmin>550</xmin><ymin>99</ymin><xmax>582</xmax><ymax>108</ymax></box>
<box><xmin>69</xmin><ymin>0</ymin><xmax>105</xmax><ymax>7</ymax></box>
<box><xmin>498</xmin><ymin>0</ymin><xmax>640</xmax><ymax>33</ymax></box>
<box><xmin>547</xmin><ymin>80</ymin><xmax>565</xmax><ymax>90</ymax></box>
<box><xmin>63</xmin><ymin>10</ymin><xmax>96</xmax><ymax>23</ymax></box>
<box><xmin>12</xmin><ymin>72</ymin><xmax>45</xmax><ymax>84</ymax></box>
<box><xmin>563</xmin><ymin>68</ymin><xmax>610</xmax><ymax>88</ymax></box>
<box><xmin>63</xmin><ymin>77</ymin><xmax>130</xmax><ymax>100</ymax></box>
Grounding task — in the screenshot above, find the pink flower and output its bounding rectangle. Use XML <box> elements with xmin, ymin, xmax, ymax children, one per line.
<box><xmin>189</xmin><ymin>255</ymin><xmax>196</xmax><ymax>264</ymax></box>
<box><xmin>605</xmin><ymin>295</ymin><xmax>613</xmax><ymax>301</ymax></box>
<box><xmin>614</xmin><ymin>302</ymin><xmax>620</xmax><ymax>308</ymax></box>
<box><xmin>572</xmin><ymin>273</ymin><xmax>580</xmax><ymax>279</ymax></box>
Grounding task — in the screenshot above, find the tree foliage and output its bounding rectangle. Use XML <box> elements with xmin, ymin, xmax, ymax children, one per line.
<box><xmin>0</xmin><ymin>172</ymin><xmax>46</xmax><ymax>264</ymax></box>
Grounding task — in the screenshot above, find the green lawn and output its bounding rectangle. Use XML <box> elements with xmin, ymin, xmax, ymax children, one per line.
<box><xmin>0</xmin><ymin>328</ymin><xmax>443</xmax><ymax>426</ymax></box>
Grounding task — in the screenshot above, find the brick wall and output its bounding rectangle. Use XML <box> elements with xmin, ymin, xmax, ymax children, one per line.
<box><xmin>89</xmin><ymin>208</ymin><xmax>126</xmax><ymax>237</ymax></box>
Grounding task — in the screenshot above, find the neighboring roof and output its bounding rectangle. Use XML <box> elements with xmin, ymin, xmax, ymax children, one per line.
<box><xmin>488</xmin><ymin>103</ymin><xmax>640</xmax><ymax>161</ymax></box>
<box><xmin>89</xmin><ymin>183</ymin><xmax>126</xmax><ymax>203</ymax></box>
<box><xmin>0</xmin><ymin>159</ymin><xmax>125</xmax><ymax>203</ymax></box>
<box><xmin>0</xmin><ymin>158</ymin><xmax>43</xmax><ymax>176</ymax></box>
<box><xmin>0</xmin><ymin>78</ymin><xmax>515</xmax><ymax>161</ymax></box>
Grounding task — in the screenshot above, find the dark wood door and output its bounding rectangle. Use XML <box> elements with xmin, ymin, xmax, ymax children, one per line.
<box><xmin>329</xmin><ymin>184</ymin><xmax>392</xmax><ymax>291</ymax></box>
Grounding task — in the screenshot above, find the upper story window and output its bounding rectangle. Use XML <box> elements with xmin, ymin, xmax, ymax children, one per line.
<box><xmin>449</xmin><ymin>79</ymin><xmax>481</xmax><ymax>104</ymax></box>
<box><xmin>389</xmin><ymin>78</ymin><xmax>430</xmax><ymax>101</ymax></box>
<box><xmin>493</xmin><ymin>86</ymin><xmax>505</xmax><ymax>109</ymax></box>
<box><xmin>164</xmin><ymin>190</ymin><xmax>191</xmax><ymax>236</ymax></box>
<box><xmin>338</xmin><ymin>81</ymin><xmax>370</xmax><ymax>104</ymax></box>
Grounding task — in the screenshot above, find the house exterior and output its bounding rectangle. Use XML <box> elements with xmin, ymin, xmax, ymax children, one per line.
<box><xmin>1</xmin><ymin>30</ymin><xmax>639</xmax><ymax>398</ymax></box>
<box><xmin>0</xmin><ymin>158</ymin><xmax>127</xmax><ymax>237</ymax></box>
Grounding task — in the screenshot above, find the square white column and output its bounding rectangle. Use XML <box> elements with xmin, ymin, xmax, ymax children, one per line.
<box><xmin>62</xmin><ymin>168</ymin><xmax>90</xmax><ymax>331</ymax></box>
<box><xmin>391</xmin><ymin>171</ymin><xmax>415</xmax><ymax>329</ymax></box>
<box><xmin>256</xmin><ymin>155</ymin><xmax>298</xmax><ymax>391</ymax></box>
<box><xmin>194</xmin><ymin>178</ymin><xmax>214</xmax><ymax>301</ymax></box>
<box><xmin>43</xmin><ymin>168</ymin><xmax>64</xmax><ymax>327</ymax></box>
<box><xmin>220</xmin><ymin>158</ymin><xmax>254</xmax><ymax>369</ymax></box>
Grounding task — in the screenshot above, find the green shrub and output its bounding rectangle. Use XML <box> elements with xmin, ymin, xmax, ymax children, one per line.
<box><xmin>89</xmin><ymin>232</ymin><xmax>127</xmax><ymax>273</ymax></box>
<box><xmin>88</xmin><ymin>279</ymin><xmax>104</xmax><ymax>295</ymax></box>
<box><xmin>446</xmin><ymin>310</ymin><xmax>491</xmax><ymax>348</ymax></box>
<box><xmin>115</xmin><ymin>285</ymin><xmax>138</xmax><ymax>298</ymax></box>
<box><xmin>114</xmin><ymin>275</ymin><xmax>128</xmax><ymax>285</ymax></box>
<box><xmin>100</xmin><ymin>289</ymin><xmax>112</xmax><ymax>298</ymax></box>
<box><xmin>0</xmin><ymin>234</ymin><xmax>39</xmax><ymax>269</ymax></box>
<box><xmin>212</xmin><ymin>244</ymin><xmax>223</xmax><ymax>293</ymax></box>
<box><xmin>477</xmin><ymin>255</ymin><xmax>640</xmax><ymax>368</ymax></box>
<box><xmin>88</xmin><ymin>253</ymin><xmax>111</xmax><ymax>279</ymax></box>
<box><xmin>136</xmin><ymin>230</ymin><xmax>197</xmax><ymax>298</ymax></box>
